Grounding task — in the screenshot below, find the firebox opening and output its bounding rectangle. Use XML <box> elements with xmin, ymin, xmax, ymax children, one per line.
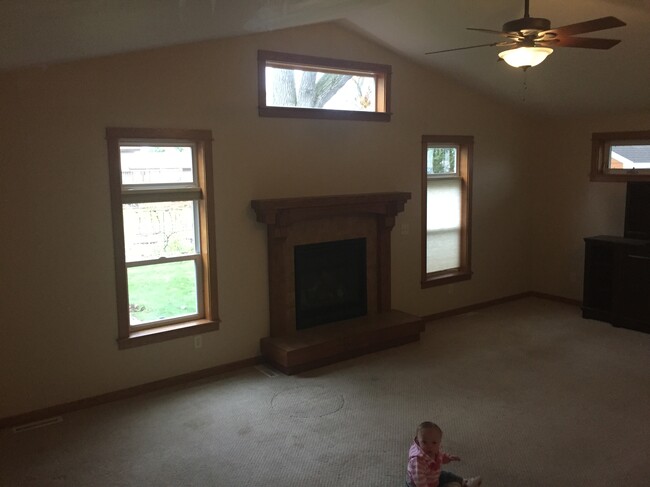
<box><xmin>294</xmin><ymin>238</ymin><xmax>367</xmax><ymax>330</ymax></box>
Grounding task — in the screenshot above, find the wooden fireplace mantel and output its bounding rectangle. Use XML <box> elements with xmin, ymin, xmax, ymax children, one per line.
<box><xmin>251</xmin><ymin>191</ymin><xmax>423</xmax><ymax>374</ymax></box>
<box><xmin>251</xmin><ymin>192</ymin><xmax>411</xmax><ymax>228</ymax></box>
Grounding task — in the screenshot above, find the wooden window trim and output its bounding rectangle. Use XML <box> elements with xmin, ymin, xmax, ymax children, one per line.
<box><xmin>591</xmin><ymin>130</ymin><xmax>650</xmax><ymax>182</ymax></box>
<box><xmin>257</xmin><ymin>50</ymin><xmax>392</xmax><ymax>122</ymax></box>
<box><xmin>421</xmin><ymin>135</ymin><xmax>473</xmax><ymax>288</ymax></box>
<box><xmin>106</xmin><ymin>127</ymin><xmax>220</xmax><ymax>349</ymax></box>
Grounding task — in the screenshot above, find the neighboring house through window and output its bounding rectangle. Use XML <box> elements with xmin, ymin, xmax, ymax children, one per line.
<box><xmin>421</xmin><ymin>135</ymin><xmax>473</xmax><ymax>287</ymax></box>
<box><xmin>591</xmin><ymin>130</ymin><xmax>650</xmax><ymax>182</ymax></box>
<box><xmin>106</xmin><ymin>128</ymin><xmax>220</xmax><ymax>348</ymax></box>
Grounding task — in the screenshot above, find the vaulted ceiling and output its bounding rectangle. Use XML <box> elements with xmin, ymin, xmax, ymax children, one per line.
<box><xmin>1</xmin><ymin>0</ymin><xmax>648</xmax><ymax>116</ymax></box>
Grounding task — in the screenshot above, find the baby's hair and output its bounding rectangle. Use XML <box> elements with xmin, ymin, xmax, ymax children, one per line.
<box><xmin>417</xmin><ymin>421</ymin><xmax>442</xmax><ymax>436</ymax></box>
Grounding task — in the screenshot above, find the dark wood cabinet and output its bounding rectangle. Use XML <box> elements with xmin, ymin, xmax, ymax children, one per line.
<box><xmin>583</xmin><ymin>236</ymin><xmax>650</xmax><ymax>333</ymax></box>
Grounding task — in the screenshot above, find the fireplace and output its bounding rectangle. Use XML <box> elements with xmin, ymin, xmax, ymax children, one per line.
<box><xmin>251</xmin><ymin>192</ymin><xmax>424</xmax><ymax>374</ymax></box>
<box><xmin>294</xmin><ymin>238</ymin><xmax>367</xmax><ymax>330</ymax></box>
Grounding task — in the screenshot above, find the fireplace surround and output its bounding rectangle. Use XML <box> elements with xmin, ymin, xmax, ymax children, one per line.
<box><xmin>251</xmin><ymin>192</ymin><xmax>424</xmax><ymax>373</ymax></box>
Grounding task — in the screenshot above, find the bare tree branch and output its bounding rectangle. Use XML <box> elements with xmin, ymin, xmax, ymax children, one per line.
<box><xmin>313</xmin><ymin>73</ymin><xmax>352</xmax><ymax>108</ymax></box>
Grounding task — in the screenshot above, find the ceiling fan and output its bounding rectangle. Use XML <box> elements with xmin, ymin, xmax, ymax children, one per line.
<box><xmin>426</xmin><ymin>0</ymin><xmax>626</xmax><ymax>69</ymax></box>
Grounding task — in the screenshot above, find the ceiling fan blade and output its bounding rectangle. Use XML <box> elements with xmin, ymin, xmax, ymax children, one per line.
<box><xmin>538</xmin><ymin>36</ymin><xmax>621</xmax><ymax>49</ymax></box>
<box><xmin>543</xmin><ymin>16</ymin><xmax>626</xmax><ymax>37</ymax></box>
<box><xmin>425</xmin><ymin>42</ymin><xmax>513</xmax><ymax>55</ymax></box>
<box><xmin>466</xmin><ymin>27</ymin><xmax>513</xmax><ymax>37</ymax></box>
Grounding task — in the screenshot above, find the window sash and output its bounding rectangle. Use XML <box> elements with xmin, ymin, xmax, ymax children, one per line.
<box><xmin>119</xmin><ymin>141</ymin><xmax>198</xmax><ymax>187</ymax></box>
<box><xmin>264</xmin><ymin>66</ymin><xmax>378</xmax><ymax>112</ymax></box>
<box><xmin>120</xmin><ymin>160</ymin><xmax>203</xmax><ymax>327</ymax></box>
<box><xmin>426</xmin><ymin>144</ymin><xmax>459</xmax><ymax>177</ymax></box>
<box><xmin>604</xmin><ymin>141</ymin><xmax>650</xmax><ymax>174</ymax></box>
<box><xmin>126</xmin><ymin>255</ymin><xmax>204</xmax><ymax>330</ymax></box>
<box><xmin>122</xmin><ymin>200</ymin><xmax>200</xmax><ymax>263</ymax></box>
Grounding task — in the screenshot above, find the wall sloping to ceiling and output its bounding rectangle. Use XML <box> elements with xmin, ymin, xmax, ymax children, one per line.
<box><xmin>1</xmin><ymin>21</ymin><xmax>540</xmax><ymax>419</ymax></box>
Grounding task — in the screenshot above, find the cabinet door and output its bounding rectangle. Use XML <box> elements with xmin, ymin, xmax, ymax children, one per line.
<box><xmin>582</xmin><ymin>240</ymin><xmax>614</xmax><ymax>321</ymax></box>
<box><xmin>612</xmin><ymin>247</ymin><xmax>650</xmax><ymax>333</ymax></box>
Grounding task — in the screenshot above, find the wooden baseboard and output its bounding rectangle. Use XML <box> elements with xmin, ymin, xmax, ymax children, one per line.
<box><xmin>0</xmin><ymin>356</ymin><xmax>262</xmax><ymax>430</ymax></box>
<box><xmin>528</xmin><ymin>291</ymin><xmax>582</xmax><ymax>307</ymax></box>
<box><xmin>421</xmin><ymin>291</ymin><xmax>581</xmax><ymax>323</ymax></box>
<box><xmin>1</xmin><ymin>291</ymin><xmax>580</xmax><ymax>430</ymax></box>
<box><xmin>421</xmin><ymin>292</ymin><xmax>531</xmax><ymax>322</ymax></box>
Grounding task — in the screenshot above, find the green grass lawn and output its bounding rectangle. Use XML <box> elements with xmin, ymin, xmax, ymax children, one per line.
<box><xmin>127</xmin><ymin>260</ymin><xmax>198</xmax><ymax>323</ymax></box>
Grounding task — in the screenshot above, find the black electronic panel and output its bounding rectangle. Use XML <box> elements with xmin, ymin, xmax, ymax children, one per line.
<box><xmin>624</xmin><ymin>182</ymin><xmax>650</xmax><ymax>240</ymax></box>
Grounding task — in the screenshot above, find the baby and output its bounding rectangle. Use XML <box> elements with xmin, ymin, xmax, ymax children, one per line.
<box><xmin>406</xmin><ymin>421</ymin><xmax>481</xmax><ymax>487</ymax></box>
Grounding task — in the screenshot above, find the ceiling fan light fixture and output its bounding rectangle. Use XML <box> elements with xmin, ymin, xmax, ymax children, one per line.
<box><xmin>498</xmin><ymin>46</ymin><xmax>553</xmax><ymax>68</ymax></box>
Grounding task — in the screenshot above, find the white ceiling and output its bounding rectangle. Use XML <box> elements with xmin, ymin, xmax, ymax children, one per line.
<box><xmin>1</xmin><ymin>0</ymin><xmax>648</xmax><ymax>116</ymax></box>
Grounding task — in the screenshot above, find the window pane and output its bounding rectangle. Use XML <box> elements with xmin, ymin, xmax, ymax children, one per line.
<box><xmin>127</xmin><ymin>260</ymin><xmax>198</xmax><ymax>325</ymax></box>
<box><xmin>426</xmin><ymin>178</ymin><xmax>461</xmax><ymax>273</ymax></box>
<box><xmin>265</xmin><ymin>67</ymin><xmax>376</xmax><ymax>111</ymax></box>
<box><xmin>427</xmin><ymin>146</ymin><xmax>457</xmax><ymax>175</ymax></box>
<box><xmin>609</xmin><ymin>144</ymin><xmax>650</xmax><ymax>170</ymax></box>
<box><xmin>123</xmin><ymin>201</ymin><xmax>198</xmax><ymax>262</ymax></box>
<box><xmin>120</xmin><ymin>145</ymin><xmax>194</xmax><ymax>185</ymax></box>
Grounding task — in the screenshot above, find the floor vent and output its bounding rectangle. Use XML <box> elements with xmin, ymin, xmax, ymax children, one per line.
<box><xmin>255</xmin><ymin>364</ymin><xmax>280</xmax><ymax>377</ymax></box>
<box><xmin>12</xmin><ymin>416</ymin><xmax>63</xmax><ymax>433</ymax></box>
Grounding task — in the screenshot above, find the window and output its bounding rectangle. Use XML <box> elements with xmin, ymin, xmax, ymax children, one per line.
<box><xmin>106</xmin><ymin>128</ymin><xmax>219</xmax><ymax>348</ymax></box>
<box><xmin>591</xmin><ymin>130</ymin><xmax>650</xmax><ymax>182</ymax></box>
<box><xmin>258</xmin><ymin>50</ymin><xmax>391</xmax><ymax>121</ymax></box>
<box><xmin>421</xmin><ymin>135</ymin><xmax>473</xmax><ymax>287</ymax></box>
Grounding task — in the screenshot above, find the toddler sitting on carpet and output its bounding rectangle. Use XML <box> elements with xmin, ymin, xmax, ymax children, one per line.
<box><xmin>406</xmin><ymin>421</ymin><xmax>481</xmax><ymax>487</ymax></box>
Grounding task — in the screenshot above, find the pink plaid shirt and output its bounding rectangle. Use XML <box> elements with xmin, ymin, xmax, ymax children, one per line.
<box><xmin>406</xmin><ymin>438</ymin><xmax>456</xmax><ymax>487</ymax></box>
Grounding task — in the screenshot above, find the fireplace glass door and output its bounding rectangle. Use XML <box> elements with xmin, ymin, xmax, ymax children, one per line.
<box><xmin>294</xmin><ymin>238</ymin><xmax>367</xmax><ymax>329</ymax></box>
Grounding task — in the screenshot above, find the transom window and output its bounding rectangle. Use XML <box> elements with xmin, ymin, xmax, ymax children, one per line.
<box><xmin>591</xmin><ymin>130</ymin><xmax>650</xmax><ymax>182</ymax></box>
<box><xmin>258</xmin><ymin>50</ymin><xmax>391</xmax><ymax>121</ymax></box>
<box><xmin>106</xmin><ymin>128</ymin><xmax>219</xmax><ymax>348</ymax></box>
<box><xmin>421</xmin><ymin>136</ymin><xmax>473</xmax><ymax>287</ymax></box>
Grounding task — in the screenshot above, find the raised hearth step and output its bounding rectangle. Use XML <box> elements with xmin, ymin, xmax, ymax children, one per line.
<box><xmin>260</xmin><ymin>310</ymin><xmax>424</xmax><ymax>374</ymax></box>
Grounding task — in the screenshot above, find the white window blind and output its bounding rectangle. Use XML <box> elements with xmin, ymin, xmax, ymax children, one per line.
<box><xmin>426</xmin><ymin>178</ymin><xmax>461</xmax><ymax>273</ymax></box>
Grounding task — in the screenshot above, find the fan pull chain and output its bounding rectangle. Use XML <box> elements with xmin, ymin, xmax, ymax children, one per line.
<box><xmin>522</xmin><ymin>70</ymin><xmax>528</xmax><ymax>104</ymax></box>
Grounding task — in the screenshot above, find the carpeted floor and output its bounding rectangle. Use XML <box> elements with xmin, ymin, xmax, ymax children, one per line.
<box><xmin>1</xmin><ymin>297</ymin><xmax>649</xmax><ymax>486</ymax></box>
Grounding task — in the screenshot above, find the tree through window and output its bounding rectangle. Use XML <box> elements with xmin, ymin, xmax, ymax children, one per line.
<box><xmin>258</xmin><ymin>50</ymin><xmax>391</xmax><ymax>121</ymax></box>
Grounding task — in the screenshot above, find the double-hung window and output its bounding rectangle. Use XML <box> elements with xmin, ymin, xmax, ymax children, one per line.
<box><xmin>106</xmin><ymin>128</ymin><xmax>219</xmax><ymax>348</ymax></box>
<box><xmin>421</xmin><ymin>135</ymin><xmax>473</xmax><ymax>287</ymax></box>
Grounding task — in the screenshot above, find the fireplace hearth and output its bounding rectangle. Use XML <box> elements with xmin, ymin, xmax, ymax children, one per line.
<box><xmin>251</xmin><ymin>192</ymin><xmax>424</xmax><ymax>374</ymax></box>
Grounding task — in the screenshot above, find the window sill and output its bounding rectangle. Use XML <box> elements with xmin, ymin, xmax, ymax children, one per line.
<box><xmin>258</xmin><ymin>106</ymin><xmax>391</xmax><ymax>122</ymax></box>
<box><xmin>590</xmin><ymin>172</ymin><xmax>650</xmax><ymax>182</ymax></box>
<box><xmin>117</xmin><ymin>318</ymin><xmax>220</xmax><ymax>350</ymax></box>
<box><xmin>421</xmin><ymin>269</ymin><xmax>472</xmax><ymax>289</ymax></box>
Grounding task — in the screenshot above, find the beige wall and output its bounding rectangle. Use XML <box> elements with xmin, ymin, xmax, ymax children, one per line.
<box><xmin>529</xmin><ymin>112</ymin><xmax>650</xmax><ymax>300</ymax></box>
<box><xmin>0</xmin><ymin>22</ymin><xmax>534</xmax><ymax>419</ymax></box>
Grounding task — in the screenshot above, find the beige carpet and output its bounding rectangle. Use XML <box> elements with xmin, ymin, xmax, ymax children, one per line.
<box><xmin>1</xmin><ymin>297</ymin><xmax>649</xmax><ymax>486</ymax></box>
